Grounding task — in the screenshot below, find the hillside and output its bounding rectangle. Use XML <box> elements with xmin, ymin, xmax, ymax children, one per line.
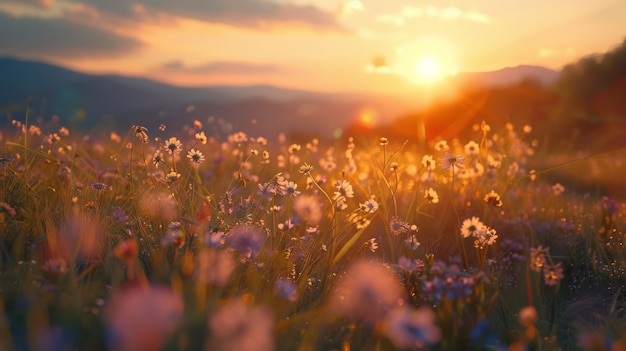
<box><xmin>452</xmin><ymin>65</ymin><xmax>560</xmax><ymax>88</ymax></box>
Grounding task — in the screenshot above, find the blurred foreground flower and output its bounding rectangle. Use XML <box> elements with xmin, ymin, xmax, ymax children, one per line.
<box><xmin>113</xmin><ymin>238</ymin><xmax>138</xmax><ymax>266</ymax></box>
<box><xmin>105</xmin><ymin>285</ymin><xmax>184</xmax><ymax>351</ymax></box>
<box><xmin>48</xmin><ymin>212</ymin><xmax>106</xmax><ymax>262</ymax></box>
<box><xmin>330</xmin><ymin>260</ymin><xmax>404</xmax><ymax>324</ymax></box>
<box><xmin>42</xmin><ymin>257</ymin><xmax>68</xmax><ymax>276</ymax></box>
<box><xmin>208</xmin><ymin>299</ymin><xmax>274</xmax><ymax>351</ymax></box>
<box><xmin>274</xmin><ymin>278</ymin><xmax>299</xmax><ymax>301</ymax></box>
<box><xmin>382</xmin><ymin>307</ymin><xmax>441</xmax><ymax>349</ymax></box>
<box><xmin>518</xmin><ymin>306</ymin><xmax>538</xmax><ymax>328</ymax></box>
<box><xmin>294</xmin><ymin>194</ymin><xmax>323</xmax><ymax>225</ymax></box>
<box><xmin>577</xmin><ymin>330</ymin><xmax>626</xmax><ymax>351</ymax></box>
<box><xmin>139</xmin><ymin>191</ymin><xmax>177</xmax><ymax>221</ymax></box>
<box><xmin>196</xmin><ymin>248</ymin><xmax>235</xmax><ymax>286</ymax></box>
<box><xmin>226</xmin><ymin>225</ymin><xmax>266</xmax><ymax>259</ymax></box>
<box><xmin>161</xmin><ymin>221</ymin><xmax>185</xmax><ymax>248</ymax></box>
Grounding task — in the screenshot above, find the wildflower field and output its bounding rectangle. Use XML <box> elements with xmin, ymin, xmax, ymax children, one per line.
<box><xmin>0</xmin><ymin>116</ymin><xmax>625</xmax><ymax>351</ymax></box>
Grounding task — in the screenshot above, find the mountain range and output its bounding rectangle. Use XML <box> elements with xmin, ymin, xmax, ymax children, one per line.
<box><xmin>452</xmin><ymin>65</ymin><xmax>560</xmax><ymax>88</ymax></box>
<box><xmin>0</xmin><ymin>56</ymin><xmax>560</xmax><ymax>140</ymax></box>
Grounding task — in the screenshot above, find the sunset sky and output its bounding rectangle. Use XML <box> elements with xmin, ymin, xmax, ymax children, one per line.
<box><xmin>1</xmin><ymin>0</ymin><xmax>625</xmax><ymax>94</ymax></box>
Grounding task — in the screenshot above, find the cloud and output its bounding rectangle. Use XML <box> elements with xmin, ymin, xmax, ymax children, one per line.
<box><xmin>537</xmin><ymin>47</ymin><xmax>577</xmax><ymax>58</ymax></box>
<box><xmin>364</xmin><ymin>55</ymin><xmax>394</xmax><ymax>74</ymax></box>
<box><xmin>462</xmin><ymin>11</ymin><xmax>490</xmax><ymax>24</ymax></box>
<box><xmin>339</xmin><ymin>0</ymin><xmax>364</xmax><ymax>17</ymax></box>
<box><xmin>0</xmin><ymin>0</ymin><xmax>68</xmax><ymax>17</ymax></box>
<box><xmin>0</xmin><ymin>12</ymin><xmax>142</xmax><ymax>58</ymax></box>
<box><xmin>31</xmin><ymin>0</ymin><xmax>56</xmax><ymax>8</ymax></box>
<box><xmin>538</xmin><ymin>48</ymin><xmax>556</xmax><ymax>57</ymax></box>
<box><xmin>158</xmin><ymin>60</ymin><xmax>284</xmax><ymax>75</ymax></box>
<box><xmin>3</xmin><ymin>0</ymin><xmax>55</xmax><ymax>9</ymax></box>
<box><xmin>379</xmin><ymin>5</ymin><xmax>491</xmax><ymax>26</ymax></box>
<box><xmin>8</xmin><ymin>0</ymin><xmax>54</xmax><ymax>9</ymax></box>
<box><xmin>76</xmin><ymin>0</ymin><xmax>344</xmax><ymax>31</ymax></box>
<box><xmin>0</xmin><ymin>0</ymin><xmax>343</xmax><ymax>62</ymax></box>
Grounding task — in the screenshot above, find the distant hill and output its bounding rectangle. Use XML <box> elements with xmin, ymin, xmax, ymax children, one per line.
<box><xmin>0</xmin><ymin>56</ymin><xmax>338</xmax><ymax>111</ymax></box>
<box><xmin>0</xmin><ymin>57</ymin><xmax>411</xmax><ymax>139</ymax></box>
<box><xmin>0</xmin><ymin>57</ymin><xmax>562</xmax><ymax>141</ymax></box>
<box><xmin>451</xmin><ymin>65</ymin><xmax>560</xmax><ymax>89</ymax></box>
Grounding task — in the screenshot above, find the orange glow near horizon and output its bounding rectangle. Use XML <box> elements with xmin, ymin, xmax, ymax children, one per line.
<box><xmin>359</xmin><ymin>109</ymin><xmax>377</xmax><ymax>127</ymax></box>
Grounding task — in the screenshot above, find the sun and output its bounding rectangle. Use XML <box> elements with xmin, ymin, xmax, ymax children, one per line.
<box><xmin>415</xmin><ymin>57</ymin><xmax>443</xmax><ymax>83</ymax></box>
<box><xmin>393</xmin><ymin>37</ymin><xmax>458</xmax><ymax>86</ymax></box>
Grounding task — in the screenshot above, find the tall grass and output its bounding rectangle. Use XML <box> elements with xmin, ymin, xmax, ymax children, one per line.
<box><xmin>0</xmin><ymin>117</ymin><xmax>625</xmax><ymax>350</ymax></box>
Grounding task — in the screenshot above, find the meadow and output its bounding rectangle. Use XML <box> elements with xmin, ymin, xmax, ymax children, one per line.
<box><xmin>0</xmin><ymin>115</ymin><xmax>625</xmax><ymax>351</ymax></box>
